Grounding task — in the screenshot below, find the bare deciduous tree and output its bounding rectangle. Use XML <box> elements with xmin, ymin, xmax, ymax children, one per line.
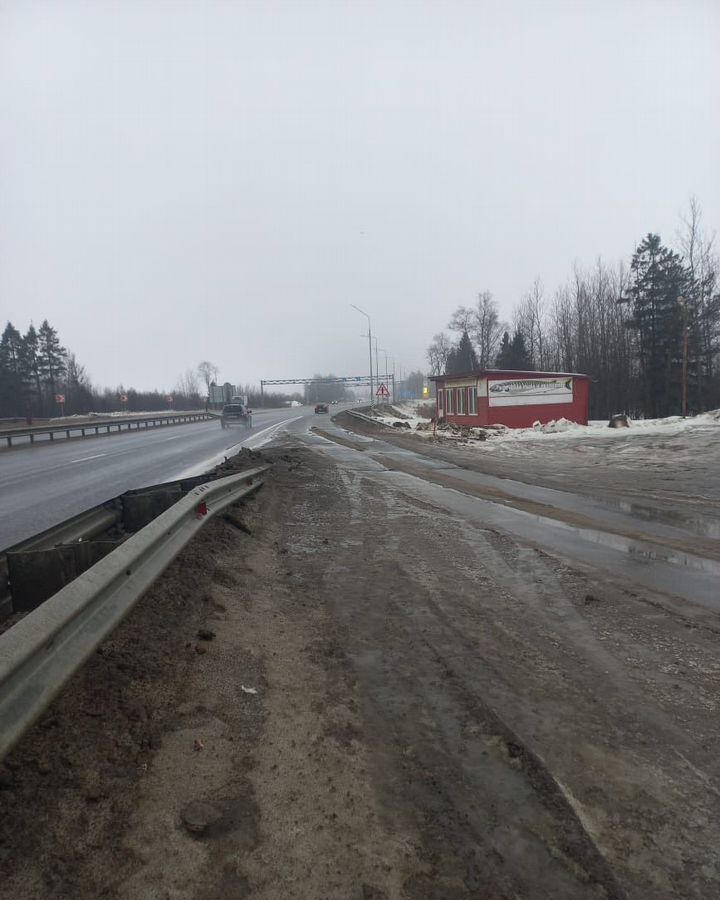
<box><xmin>197</xmin><ymin>360</ymin><xmax>219</xmax><ymax>394</ymax></box>
<box><xmin>676</xmin><ymin>196</ymin><xmax>720</xmax><ymax>406</ymax></box>
<box><xmin>426</xmin><ymin>332</ymin><xmax>454</xmax><ymax>375</ymax></box>
<box><xmin>473</xmin><ymin>291</ymin><xmax>505</xmax><ymax>368</ymax></box>
<box><xmin>513</xmin><ymin>279</ymin><xmax>547</xmax><ymax>370</ymax></box>
<box><xmin>444</xmin><ymin>292</ymin><xmax>505</xmax><ymax>368</ymax></box>
<box><xmin>447</xmin><ymin>306</ymin><xmax>474</xmax><ymax>334</ymax></box>
<box><xmin>176</xmin><ymin>368</ymin><xmax>201</xmax><ymax>398</ymax></box>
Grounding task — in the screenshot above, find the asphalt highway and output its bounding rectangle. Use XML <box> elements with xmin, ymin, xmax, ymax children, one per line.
<box><xmin>0</xmin><ymin>406</ymin><xmax>310</xmax><ymax>548</ymax></box>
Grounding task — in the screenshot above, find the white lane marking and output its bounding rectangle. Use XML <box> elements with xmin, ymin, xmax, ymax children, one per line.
<box><xmin>168</xmin><ymin>416</ymin><xmax>304</xmax><ymax>480</ymax></box>
<box><xmin>242</xmin><ymin>416</ymin><xmax>303</xmax><ymax>449</ymax></box>
<box><xmin>70</xmin><ymin>453</ymin><xmax>107</xmax><ymax>463</ymax></box>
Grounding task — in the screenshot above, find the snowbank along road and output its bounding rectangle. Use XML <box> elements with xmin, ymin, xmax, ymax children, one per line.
<box><xmin>0</xmin><ymin>408</ymin><xmax>718</xmax><ymax>899</ymax></box>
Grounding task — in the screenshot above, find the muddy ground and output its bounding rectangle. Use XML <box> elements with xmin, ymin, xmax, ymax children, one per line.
<box><xmin>333</xmin><ymin>411</ymin><xmax>720</xmax><ymax>538</ymax></box>
<box><xmin>0</xmin><ymin>444</ymin><xmax>719</xmax><ymax>899</ymax></box>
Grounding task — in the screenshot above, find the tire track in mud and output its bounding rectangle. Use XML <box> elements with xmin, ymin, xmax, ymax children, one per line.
<box><xmin>315</xmin><ymin>472</ymin><xmax>627</xmax><ymax>899</ymax></box>
<box><xmin>320</xmin><ymin>465</ymin><xmax>720</xmax><ymax>899</ymax></box>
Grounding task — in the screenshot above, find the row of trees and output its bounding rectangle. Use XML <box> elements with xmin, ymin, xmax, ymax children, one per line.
<box><xmin>304</xmin><ymin>376</ymin><xmax>357</xmax><ymax>404</ymax></box>
<box><xmin>426</xmin><ymin>200</ymin><xmax>720</xmax><ymax>418</ymax></box>
<box><xmin>0</xmin><ymin>321</ymin><xmax>71</xmax><ymax>418</ymax></box>
<box><xmin>0</xmin><ymin>331</ymin><xmax>304</xmax><ymax>419</ymax></box>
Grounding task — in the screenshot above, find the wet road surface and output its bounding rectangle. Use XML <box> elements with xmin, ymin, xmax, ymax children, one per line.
<box><xmin>291</xmin><ymin>416</ymin><xmax>720</xmax><ymax>611</ymax></box>
<box><xmin>0</xmin><ymin>406</ymin><xmax>306</xmax><ymax>548</ymax></box>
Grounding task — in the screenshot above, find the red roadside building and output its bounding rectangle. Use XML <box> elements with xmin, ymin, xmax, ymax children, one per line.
<box><xmin>429</xmin><ymin>369</ymin><xmax>590</xmax><ymax>429</ymax></box>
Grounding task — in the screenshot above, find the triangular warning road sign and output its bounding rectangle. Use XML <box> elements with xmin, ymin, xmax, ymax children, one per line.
<box><xmin>376</xmin><ymin>383</ymin><xmax>390</xmax><ymax>396</ymax></box>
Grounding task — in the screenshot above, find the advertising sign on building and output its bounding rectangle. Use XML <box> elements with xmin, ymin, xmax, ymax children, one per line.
<box><xmin>488</xmin><ymin>377</ymin><xmax>573</xmax><ymax>407</ymax></box>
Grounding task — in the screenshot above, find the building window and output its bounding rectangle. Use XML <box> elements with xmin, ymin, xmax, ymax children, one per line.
<box><xmin>437</xmin><ymin>388</ymin><xmax>444</xmax><ymax>413</ymax></box>
<box><xmin>446</xmin><ymin>388</ymin><xmax>454</xmax><ymax>415</ymax></box>
<box><xmin>468</xmin><ymin>386</ymin><xmax>477</xmax><ymax>414</ymax></box>
<box><xmin>456</xmin><ymin>387</ymin><xmax>465</xmax><ymax>414</ymax></box>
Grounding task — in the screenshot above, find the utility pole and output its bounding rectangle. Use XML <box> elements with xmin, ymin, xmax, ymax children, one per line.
<box><xmin>679</xmin><ymin>295</ymin><xmax>689</xmax><ymax>417</ymax></box>
<box><xmin>379</xmin><ymin>348</ymin><xmax>390</xmax><ymax>403</ymax></box>
<box><xmin>351</xmin><ymin>304</ymin><xmax>374</xmax><ymax>405</ymax></box>
<box><xmin>373</xmin><ymin>337</ymin><xmax>380</xmax><ymax>396</ymax></box>
<box><xmin>379</xmin><ymin>348</ymin><xmax>389</xmax><ymax>381</ymax></box>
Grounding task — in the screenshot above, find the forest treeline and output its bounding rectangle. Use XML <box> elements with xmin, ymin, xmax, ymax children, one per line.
<box><xmin>0</xmin><ymin>328</ymin><xmax>302</xmax><ymax>419</ymax></box>
<box><xmin>0</xmin><ymin>328</ymin><xmax>428</xmax><ymax>419</ymax></box>
<box><xmin>427</xmin><ymin>199</ymin><xmax>719</xmax><ymax>418</ymax></box>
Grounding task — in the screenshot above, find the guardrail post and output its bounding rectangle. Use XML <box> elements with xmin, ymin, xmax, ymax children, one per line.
<box><xmin>0</xmin><ymin>465</ymin><xmax>269</xmax><ymax>761</ymax></box>
<box><xmin>0</xmin><ymin>410</ymin><xmax>216</xmax><ymax>449</ymax></box>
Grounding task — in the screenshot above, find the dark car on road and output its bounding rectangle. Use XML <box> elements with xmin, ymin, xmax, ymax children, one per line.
<box><xmin>314</xmin><ymin>403</ymin><xmax>329</xmax><ymax>414</ymax></box>
<box><xmin>220</xmin><ymin>403</ymin><xmax>253</xmax><ymax>430</ymax></box>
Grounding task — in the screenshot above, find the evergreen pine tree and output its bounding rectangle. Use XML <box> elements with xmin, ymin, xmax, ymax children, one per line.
<box><xmin>446</xmin><ymin>330</ymin><xmax>478</xmax><ymax>375</ymax></box>
<box><xmin>21</xmin><ymin>325</ymin><xmax>44</xmax><ymax>415</ymax></box>
<box><xmin>38</xmin><ymin>320</ymin><xmax>67</xmax><ymax>401</ymax></box>
<box><xmin>494</xmin><ymin>331</ymin><xmax>512</xmax><ymax>367</ymax></box>
<box><xmin>620</xmin><ymin>234</ymin><xmax>691</xmax><ymax>416</ymax></box>
<box><xmin>509</xmin><ymin>331</ymin><xmax>532</xmax><ymax>369</ymax></box>
<box><xmin>494</xmin><ymin>329</ymin><xmax>532</xmax><ymax>369</ymax></box>
<box><xmin>0</xmin><ymin>323</ymin><xmax>25</xmax><ymax>416</ymax></box>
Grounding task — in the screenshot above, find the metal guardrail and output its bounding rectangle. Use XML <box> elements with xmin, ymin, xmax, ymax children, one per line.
<box><xmin>0</xmin><ymin>503</ymin><xmax>123</xmax><ymax>620</ymax></box>
<box><xmin>346</xmin><ymin>409</ymin><xmax>385</xmax><ymax>425</ymax></box>
<box><xmin>1</xmin><ymin>412</ymin><xmax>213</xmax><ymax>447</ymax></box>
<box><xmin>5</xmin><ymin>505</ymin><xmax>122</xmax><ymax>556</ymax></box>
<box><xmin>0</xmin><ymin>465</ymin><xmax>268</xmax><ymax>761</ymax></box>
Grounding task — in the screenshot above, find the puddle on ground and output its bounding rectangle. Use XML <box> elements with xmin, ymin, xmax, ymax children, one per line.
<box><xmin>612</xmin><ymin>498</ymin><xmax>720</xmax><ymax>540</ymax></box>
<box><xmin>306</xmin><ymin>433</ymin><xmax>720</xmax><ymax>611</ymax></box>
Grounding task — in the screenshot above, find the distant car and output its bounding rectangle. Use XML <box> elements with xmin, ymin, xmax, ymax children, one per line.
<box><xmin>314</xmin><ymin>403</ymin><xmax>329</xmax><ymax>414</ymax></box>
<box><xmin>220</xmin><ymin>403</ymin><xmax>252</xmax><ymax>430</ymax></box>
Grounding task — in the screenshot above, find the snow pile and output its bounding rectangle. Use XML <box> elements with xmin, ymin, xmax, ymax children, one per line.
<box><xmin>697</xmin><ymin>408</ymin><xmax>720</xmax><ymax>423</ymax></box>
<box><xmin>533</xmin><ymin>418</ymin><xmax>582</xmax><ymax>434</ymax></box>
<box><xmin>368</xmin><ymin>403</ymin><xmax>432</xmax><ymax>433</ymax></box>
<box><xmin>357</xmin><ymin>403</ymin><xmax>720</xmax><ymax>450</ymax></box>
<box><xmin>478</xmin><ymin>409</ymin><xmax>720</xmax><ymax>450</ymax></box>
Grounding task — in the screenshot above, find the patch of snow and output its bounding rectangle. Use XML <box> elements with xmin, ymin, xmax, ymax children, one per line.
<box><xmin>369</xmin><ymin>405</ymin><xmax>720</xmax><ymax>453</ymax></box>
<box><xmin>369</xmin><ymin>402</ymin><xmax>432</xmax><ymax>434</ymax></box>
<box><xmin>473</xmin><ymin>410</ymin><xmax>720</xmax><ymax>451</ymax></box>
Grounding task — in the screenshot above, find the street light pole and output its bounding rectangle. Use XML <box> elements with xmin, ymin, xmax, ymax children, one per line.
<box><xmin>379</xmin><ymin>348</ymin><xmax>391</xmax><ymax>398</ymax></box>
<box><xmin>379</xmin><ymin>348</ymin><xmax>389</xmax><ymax>381</ymax></box>
<box><xmin>351</xmin><ymin>304</ymin><xmax>374</xmax><ymax>405</ymax></box>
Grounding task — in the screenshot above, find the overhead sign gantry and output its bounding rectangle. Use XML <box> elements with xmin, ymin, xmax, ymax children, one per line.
<box><xmin>260</xmin><ymin>375</ymin><xmax>395</xmax><ymax>406</ymax></box>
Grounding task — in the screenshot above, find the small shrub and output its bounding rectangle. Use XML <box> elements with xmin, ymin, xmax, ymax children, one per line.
<box><xmin>416</xmin><ymin>403</ymin><xmax>436</xmax><ymax>420</ymax></box>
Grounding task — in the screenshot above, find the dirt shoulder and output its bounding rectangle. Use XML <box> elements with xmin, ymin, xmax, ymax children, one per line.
<box><xmin>1</xmin><ymin>443</ymin><xmax>719</xmax><ymax>898</ymax></box>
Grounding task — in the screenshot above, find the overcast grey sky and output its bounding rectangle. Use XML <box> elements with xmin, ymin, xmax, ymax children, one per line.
<box><xmin>1</xmin><ymin>0</ymin><xmax>718</xmax><ymax>391</ymax></box>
